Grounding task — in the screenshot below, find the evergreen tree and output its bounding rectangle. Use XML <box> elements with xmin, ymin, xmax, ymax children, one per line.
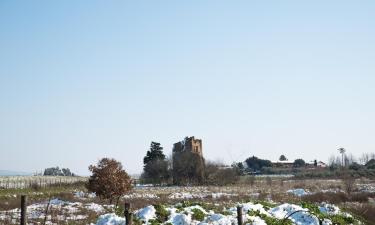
<box><xmin>143</xmin><ymin>142</ymin><xmax>165</xmax><ymax>165</ymax></box>
<box><xmin>293</xmin><ymin>159</ymin><xmax>306</xmax><ymax>167</ymax></box>
<box><xmin>142</xmin><ymin>142</ymin><xmax>169</xmax><ymax>184</ymax></box>
<box><xmin>279</xmin><ymin>155</ymin><xmax>287</xmax><ymax>161</ymax></box>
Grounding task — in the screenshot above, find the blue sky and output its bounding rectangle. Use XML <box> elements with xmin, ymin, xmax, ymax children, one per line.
<box><xmin>1</xmin><ymin>1</ymin><xmax>375</xmax><ymax>175</ymax></box>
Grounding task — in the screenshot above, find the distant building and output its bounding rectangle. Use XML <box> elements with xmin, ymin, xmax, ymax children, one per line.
<box><xmin>172</xmin><ymin>136</ymin><xmax>205</xmax><ymax>184</ymax></box>
<box><xmin>172</xmin><ymin>136</ymin><xmax>202</xmax><ymax>156</ymax></box>
<box><xmin>318</xmin><ymin>161</ymin><xmax>327</xmax><ymax>167</ymax></box>
<box><xmin>271</xmin><ymin>161</ymin><xmax>295</xmax><ymax>168</ymax></box>
<box><xmin>272</xmin><ymin>159</ymin><xmax>327</xmax><ymax>169</ymax></box>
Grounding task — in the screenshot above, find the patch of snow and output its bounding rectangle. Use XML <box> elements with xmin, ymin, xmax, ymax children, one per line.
<box><xmin>169</xmin><ymin>213</ymin><xmax>191</xmax><ymax>225</ymax></box>
<box><xmin>74</xmin><ymin>191</ymin><xmax>86</xmax><ymax>198</ymax></box>
<box><xmin>169</xmin><ymin>192</ymin><xmax>209</xmax><ymax>199</ymax></box>
<box><xmin>211</xmin><ymin>193</ymin><xmax>238</xmax><ymax>198</ymax></box>
<box><xmin>357</xmin><ymin>183</ymin><xmax>375</xmax><ymax>193</ymax></box>
<box><xmin>86</xmin><ymin>203</ymin><xmax>105</xmax><ymax>213</ymax></box>
<box><xmin>319</xmin><ymin>203</ymin><xmax>340</xmax><ymax>215</ymax></box>
<box><xmin>88</xmin><ymin>192</ymin><xmax>97</xmax><ymax>198</ymax></box>
<box><xmin>204</xmin><ymin>214</ymin><xmax>233</xmax><ymax>225</ymax></box>
<box><xmin>95</xmin><ymin>213</ymin><xmax>126</xmax><ymax>225</ymax></box>
<box><xmin>49</xmin><ymin>198</ymin><xmax>67</xmax><ymax>205</ymax></box>
<box><xmin>123</xmin><ymin>193</ymin><xmax>159</xmax><ymax>199</ymax></box>
<box><xmin>135</xmin><ymin>205</ymin><xmax>156</xmax><ymax>222</ymax></box>
<box><xmin>241</xmin><ymin>203</ymin><xmax>270</xmax><ymax>216</ymax></box>
<box><xmin>75</xmin><ymin>191</ymin><xmax>96</xmax><ymax>199</ymax></box>
<box><xmin>287</xmin><ymin>189</ymin><xmax>309</xmax><ymax>197</ymax></box>
<box><xmin>269</xmin><ymin>203</ymin><xmax>320</xmax><ymax>225</ymax></box>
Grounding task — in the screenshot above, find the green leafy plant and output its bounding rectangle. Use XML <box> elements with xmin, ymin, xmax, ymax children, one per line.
<box><xmin>191</xmin><ymin>208</ymin><xmax>205</xmax><ymax>221</ymax></box>
<box><xmin>153</xmin><ymin>204</ymin><xmax>170</xmax><ymax>222</ymax></box>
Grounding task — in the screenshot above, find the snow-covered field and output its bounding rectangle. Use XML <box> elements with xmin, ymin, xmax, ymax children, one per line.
<box><xmin>97</xmin><ymin>202</ymin><xmax>356</xmax><ymax>225</ymax></box>
<box><xmin>1</xmin><ymin>179</ymin><xmax>374</xmax><ymax>224</ymax></box>
<box><xmin>0</xmin><ymin>196</ymin><xmax>360</xmax><ymax>225</ymax></box>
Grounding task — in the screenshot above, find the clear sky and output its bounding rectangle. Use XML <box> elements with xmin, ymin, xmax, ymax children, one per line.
<box><xmin>1</xmin><ymin>1</ymin><xmax>374</xmax><ymax>175</ymax></box>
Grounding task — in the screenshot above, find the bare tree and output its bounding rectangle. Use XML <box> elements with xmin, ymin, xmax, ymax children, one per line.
<box><xmin>204</xmin><ymin>161</ymin><xmax>239</xmax><ymax>185</ymax></box>
<box><xmin>345</xmin><ymin>153</ymin><xmax>356</xmax><ymax>166</ymax></box>
<box><xmin>342</xmin><ymin>175</ymin><xmax>356</xmax><ymax>195</ymax></box>
<box><xmin>338</xmin><ymin>147</ymin><xmax>346</xmax><ymax>167</ymax></box>
<box><xmin>359</xmin><ymin>153</ymin><xmax>375</xmax><ymax>164</ymax></box>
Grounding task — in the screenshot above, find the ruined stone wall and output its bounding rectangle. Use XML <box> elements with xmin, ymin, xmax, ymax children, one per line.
<box><xmin>172</xmin><ymin>136</ymin><xmax>205</xmax><ymax>184</ymax></box>
<box><xmin>173</xmin><ymin>136</ymin><xmax>202</xmax><ymax>156</ymax></box>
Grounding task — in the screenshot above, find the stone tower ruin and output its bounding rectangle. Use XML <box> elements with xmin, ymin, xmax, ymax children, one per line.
<box><xmin>172</xmin><ymin>136</ymin><xmax>202</xmax><ymax>156</ymax></box>
<box><xmin>172</xmin><ymin>136</ymin><xmax>205</xmax><ymax>184</ymax></box>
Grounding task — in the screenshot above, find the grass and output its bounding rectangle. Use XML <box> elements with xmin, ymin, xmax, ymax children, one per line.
<box><xmin>0</xmin><ymin>181</ymin><xmax>86</xmax><ymax>211</ymax></box>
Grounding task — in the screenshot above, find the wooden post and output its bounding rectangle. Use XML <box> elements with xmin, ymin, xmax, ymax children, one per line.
<box><xmin>127</xmin><ymin>213</ymin><xmax>133</xmax><ymax>225</ymax></box>
<box><xmin>237</xmin><ymin>206</ymin><xmax>243</xmax><ymax>225</ymax></box>
<box><xmin>21</xmin><ymin>195</ymin><xmax>27</xmax><ymax>225</ymax></box>
<box><xmin>124</xmin><ymin>202</ymin><xmax>132</xmax><ymax>225</ymax></box>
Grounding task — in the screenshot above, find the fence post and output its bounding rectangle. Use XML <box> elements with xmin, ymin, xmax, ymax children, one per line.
<box><xmin>124</xmin><ymin>202</ymin><xmax>132</xmax><ymax>225</ymax></box>
<box><xmin>21</xmin><ymin>195</ymin><xmax>27</xmax><ymax>225</ymax></box>
<box><xmin>237</xmin><ymin>205</ymin><xmax>243</xmax><ymax>225</ymax></box>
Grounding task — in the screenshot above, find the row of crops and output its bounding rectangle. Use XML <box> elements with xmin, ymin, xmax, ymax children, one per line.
<box><xmin>0</xmin><ymin>176</ymin><xmax>87</xmax><ymax>189</ymax></box>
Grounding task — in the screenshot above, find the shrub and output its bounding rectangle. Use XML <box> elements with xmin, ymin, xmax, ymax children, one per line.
<box><xmin>248</xmin><ymin>176</ymin><xmax>256</xmax><ymax>186</ymax></box>
<box><xmin>266</xmin><ymin>177</ymin><xmax>272</xmax><ymax>186</ymax></box>
<box><xmin>342</xmin><ymin>175</ymin><xmax>356</xmax><ymax>195</ymax></box>
<box><xmin>154</xmin><ymin>204</ymin><xmax>170</xmax><ymax>222</ymax></box>
<box><xmin>348</xmin><ymin>203</ymin><xmax>375</xmax><ymax>224</ymax></box>
<box><xmin>87</xmin><ymin>158</ymin><xmax>132</xmax><ymax>206</ymax></box>
<box><xmin>148</xmin><ymin>219</ymin><xmax>161</xmax><ymax>225</ymax></box>
<box><xmin>205</xmin><ymin>166</ymin><xmax>239</xmax><ymax>185</ymax></box>
<box><xmin>302</xmin><ymin>192</ymin><xmax>349</xmax><ymax>204</ymax></box>
<box><xmin>293</xmin><ymin>159</ymin><xmax>306</xmax><ymax>168</ymax></box>
<box><xmin>245</xmin><ymin>156</ymin><xmax>272</xmax><ymax>172</ymax></box>
<box><xmin>191</xmin><ymin>208</ymin><xmax>205</xmax><ymax>221</ymax></box>
<box><xmin>248</xmin><ymin>210</ymin><xmax>292</xmax><ymax>225</ymax></box>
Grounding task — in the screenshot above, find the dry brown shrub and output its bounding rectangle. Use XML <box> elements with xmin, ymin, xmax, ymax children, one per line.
<box><xmin>292</xmin><ymin>182</ymin><xmax>306</xmax><ymax>189</ymax></box>
<box><xmin>347</xmin><ymin>203</ymin><xmax>375</xmax><ymax>225</ymax></box>
<box><xmin>87</xmin><ymin>158</ymin><xmax>133</xmax><ymax>206</ymax></box>
<box><xmin>342</xmin><ymin>175</ymin><xmax>356</xmax><ymax>195</ymax></box>
<box><xmin>302</xmin><ymin>192</ymin><xmax>349</xmax><ymax>204</ymax></box>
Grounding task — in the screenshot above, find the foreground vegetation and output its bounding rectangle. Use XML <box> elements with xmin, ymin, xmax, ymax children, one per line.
<box><xmin>0</xmin><ymin>177</ymin><xmax>375</xmax><ymax>224</ymax></box>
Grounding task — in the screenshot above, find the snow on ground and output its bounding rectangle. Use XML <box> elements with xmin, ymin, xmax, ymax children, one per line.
<box><xmin>93</xmin><ymin>201</ymin><xmax>358</xmax><ymax>225</ymax></box>
<box><xmin>135</xmin><ymin>205</ymin><xmax>156</xmax><ymax>222</ymax></box>
<box><xmin>168</xmin><ymin>213</ymin><xmax>192</xmax><ymax>225</ymax></box>
<box><xmin>211</xmin><ymin>193</ymin><xmax>238</xmax><ymax>199</ymax></box>
<box><xmin>287</xmin><ymin>189</ymin><xmax>310</xmax><ymax>197</ymax></box>
<box><xmin>169</xmin><ymin>192</ymin><xmax>209</xmax><ymax>199</ymax></box>
<box><xmin>0</xmin><ymin>188</ymin><xmax>362</xmax><ymax>225</ymax></box>
<box><xmin>0</xmin><ymin>198</ymin><xmax>359</xmax><ymax>225</ymax></box>
<box><xmin>123</xmin><ymin>193</ymin><xmax>159</xmax><ymax>199</ymax></box>
<box><xmin>269</xmin><ymin>203</ymin><xmax>320</xmax><ymax>225</ymax></box>
<box><xmin>357</xmin><ymin>183</ymin><xmax>375</xmax><ymax>192</ymax></box>
<box><xmin>86</xmin><ymin>203</ymin><xmax>105</xmax><ymax>213</ymax></box>
<box><xmin>0</xmin><ymin>197</ymin><xmax>114</xmax><ymax>224</ymax></box>
<box><xmin>169</xmin><ymin>192</ymin><xmax>240</xmax><ymax>199</ymax></box>
<box><xmin>203</xmin><ymin>213</ymin><xmax>233</xmax><ymax>225</ymax></box>
<box><xmin>75</xmin><ymin>191</ymin><xmax>96</xmax><ymax>199</ymax></box>
<box><xmin>95</xmin><ymin>213</ymin><xmax>126</xmax><ymax>225</ymax></box>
